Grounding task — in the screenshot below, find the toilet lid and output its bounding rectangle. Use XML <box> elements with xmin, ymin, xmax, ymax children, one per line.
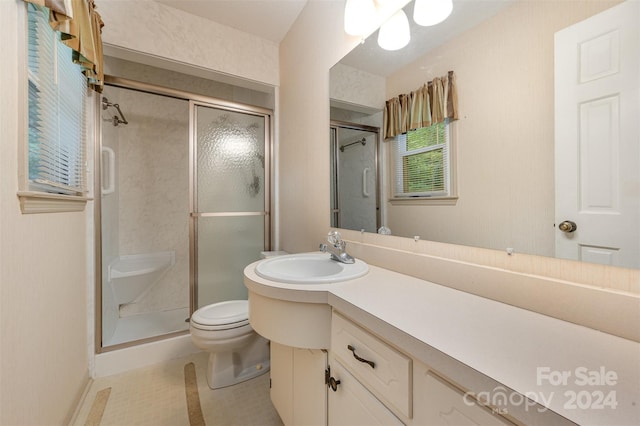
<box><xmin>191</xmin><ymin>300</ymin><xmax>249</xmax><ymax>327</ymax></box>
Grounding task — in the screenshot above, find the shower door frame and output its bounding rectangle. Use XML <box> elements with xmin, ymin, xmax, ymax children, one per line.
<box><xmin>94</xmin><ymin>76</ymin><xmax>273</xmax><ymax>353</ymax></box>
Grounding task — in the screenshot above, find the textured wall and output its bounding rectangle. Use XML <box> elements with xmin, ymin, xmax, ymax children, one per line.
<box><xmin>98</xmin><ymin>0</ymin><xmax>279</xmax><ymax>87</ymax></box>
<box><xmin>330</xmin><ymin>63</ymin><xmax>385</xmax><ymax>110</ymax></box>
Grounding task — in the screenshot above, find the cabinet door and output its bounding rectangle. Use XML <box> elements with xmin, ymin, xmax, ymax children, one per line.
<box><xmin>292</xmin><ymin>348</ymin><xmax>327</xmax><ymax>426</ymax></box>
<box><xmin>270</xmin><ymin>342</ymin><xmax>293</xmax><ymax>425</ymax></box>
<box><xmin>328</xmin><ymin>359</ymin><xmax>403</xmax><ymax>426</ymax></box>
<box><xmin>270</xmin><ymin>344</ymin><xmax>327</xmax><ymax>426</ymax></box>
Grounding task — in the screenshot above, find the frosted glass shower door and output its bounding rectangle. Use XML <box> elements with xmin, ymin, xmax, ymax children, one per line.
<box><xmin>193</xmin><ymin>102</ymin><xmax>270</xmax><ymax>309</ymax></box>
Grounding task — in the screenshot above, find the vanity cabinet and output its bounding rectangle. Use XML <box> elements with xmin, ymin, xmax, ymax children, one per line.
<box><xmin>268</xmin><ymin>310</ymin><xmax>553</xmax><ymax>426</ymax></box>
<box><xmin>248</xmin><ymin>257</ymin><xmax>624</xmax><ymax>426</ymax></box>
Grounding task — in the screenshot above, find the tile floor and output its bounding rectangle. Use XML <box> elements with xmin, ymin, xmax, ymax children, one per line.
<box><xmin>72</xmin><ymin>351</ymin><xmax>283</xmax><ymax>426</ymax></box>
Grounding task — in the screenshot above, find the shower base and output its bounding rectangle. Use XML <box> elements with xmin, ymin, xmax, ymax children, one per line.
<box><xmin>106</xmin><ymin>307</ymin><xmax>189</xmax><ymax>347</ymax></box>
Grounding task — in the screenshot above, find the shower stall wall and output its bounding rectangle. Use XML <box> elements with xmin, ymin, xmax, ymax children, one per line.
<box><xmin>97</xmin><ymin>77</ymin><xmax>271</xmax><ymax>351</ymax></box>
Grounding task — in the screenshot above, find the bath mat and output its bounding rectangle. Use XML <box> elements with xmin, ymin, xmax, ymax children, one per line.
<box><xmin>84</xmin><ymin>387</ymin><xmax>111</xmax><ymax>426</ymax></box>
<box><xmin>184</xmin><ymin>362</ymin><xmax>206</xmax><ymax>426</ymax></box>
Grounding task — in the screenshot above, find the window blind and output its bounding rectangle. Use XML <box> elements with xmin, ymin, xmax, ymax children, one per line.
<box><xmin>27</xmin><ymin>4</ymin><xmax>87</xmax><ymax>195</ymax></box>
<box><xmin>392</xmin><ymin>122</ymin><xmax>450</xmax><ymax>198</ymax></box>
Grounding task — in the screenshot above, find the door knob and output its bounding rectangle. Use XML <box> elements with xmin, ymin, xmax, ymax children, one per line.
<box><xmin>328</xmin><ymin>376</ymin><xmax>341</xmax><ymax>392</ymax></box>
<box><xmin>558</xmin><ymin>220</ymin><xmax>577</xmax><ymax>233</ymax></box>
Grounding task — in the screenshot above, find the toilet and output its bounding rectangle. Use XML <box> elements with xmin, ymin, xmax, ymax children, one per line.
<box><xmin>190</xmin><ymin>300</ymin><xmax>270</xmax><ymax>389</ymax></box>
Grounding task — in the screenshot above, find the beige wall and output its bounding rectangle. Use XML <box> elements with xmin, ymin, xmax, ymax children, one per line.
<box><xmin>384</xmin><ymin>0</ymin><xmax>620</xmax><ymax>257</ymax></box>
<box><xmin>0</xmin><ymin>1</ymin><xmax>89</xmax><ymax>424</ymax></box>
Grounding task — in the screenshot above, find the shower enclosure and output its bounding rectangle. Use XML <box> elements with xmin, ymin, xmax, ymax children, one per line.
<box><xmin>96</xmin><ymin>77</ymin><xmax>271</xmax><ymax>351</ymax></box>
<box><xmin>330</xmin><ymin>122</ymin><xmax>380</xmax><ymax>233</ymax></box>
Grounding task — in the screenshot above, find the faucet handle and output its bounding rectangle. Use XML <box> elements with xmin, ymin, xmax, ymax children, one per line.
<box><xmin>327</xmin><ymin>230</ymin><xmax>342</xmax><ymax>245</ymax></box>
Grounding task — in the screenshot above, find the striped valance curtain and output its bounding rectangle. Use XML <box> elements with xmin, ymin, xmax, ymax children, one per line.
<box><xmin>23</xmin><ymin>0</ymin><xmax>104</xmax><ymax>91</ymax></box>
<box><xmin>383</xmin><ymin>71</ymin><xmax>458</xmax><ymax>139</ymax></box>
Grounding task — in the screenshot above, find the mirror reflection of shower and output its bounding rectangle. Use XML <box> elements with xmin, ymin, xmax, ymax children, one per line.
<box><xmin>102</xmin><ymin>97</ymin><xmax>129</xmax><ymax>127</ymax></box>
<box><xmin>340</xmin><ymin>137</ymin><xmax>366</xmax><ymax>152</ymax></box>
<box><xmin>330</xmin><ymin>123</ymin><xmax>380</xmax><ymax>233</ymax></box>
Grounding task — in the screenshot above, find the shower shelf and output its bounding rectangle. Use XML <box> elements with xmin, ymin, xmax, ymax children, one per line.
<box><xmin>108</xmin><ymin>251</ymin><xmax>175</xmax><ymax>305</ymax></box>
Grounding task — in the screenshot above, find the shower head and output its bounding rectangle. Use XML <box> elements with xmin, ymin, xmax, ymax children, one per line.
<box><xmin>102</xmin><ymin>97</ymin><xmax>128</xmax><ymax>126</ymax></box>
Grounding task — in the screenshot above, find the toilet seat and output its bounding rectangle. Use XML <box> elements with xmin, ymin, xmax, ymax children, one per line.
<box><xmin>191</xmin><ymin>300</ymin><xmax>250</xmax><ymax>331</ymax></box>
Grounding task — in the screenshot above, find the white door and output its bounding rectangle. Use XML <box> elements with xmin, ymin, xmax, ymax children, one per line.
<box><xmin>555</xmin><ymin>0</ymin><xmax>640</xmax><ymax>268</ymax></box>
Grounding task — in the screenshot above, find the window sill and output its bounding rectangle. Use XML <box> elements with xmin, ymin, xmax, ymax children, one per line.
<box><xmin>389</xmin><ymin>196</ymin><xmax>458</xmax><ymax>206</ymax></box>
<box><xmin>17</xmin><ymin>191</ymin><xmax>91</xmax><ymax>214</ymax></box>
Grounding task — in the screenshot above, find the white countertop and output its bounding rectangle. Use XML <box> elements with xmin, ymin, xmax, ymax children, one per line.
<box><xmin>244</xmin><ymin>261</ymin><xmax>640</xmax><ymax>425</ymax></box>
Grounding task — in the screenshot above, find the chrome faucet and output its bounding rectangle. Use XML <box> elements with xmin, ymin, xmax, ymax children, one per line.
<box><xmin>319</xmin><ymin>231</ymin><xmax>355</xmax><ymax>264</ymax></box>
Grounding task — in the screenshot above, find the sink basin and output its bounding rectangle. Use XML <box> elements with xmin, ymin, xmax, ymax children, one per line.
<box><xmin>254</xmin><ymin>252</ymin><xmax>368</xmax><ymax>284</ymax></box>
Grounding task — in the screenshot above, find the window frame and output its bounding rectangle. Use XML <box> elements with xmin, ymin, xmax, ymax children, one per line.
<box><xmin>388</xmin><ymin>120</ymin><xmax>458</xmax><ymax>206</ymax></box>
<box><xmin>17</xmin><ymin>2</ymin><xmax>92</xmax><ymax>214</ymax></box>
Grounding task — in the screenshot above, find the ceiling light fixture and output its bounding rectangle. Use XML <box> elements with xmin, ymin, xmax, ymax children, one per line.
<box><xmin>344</xmin><ymin>0</ymin><xmax>377</xmax><ymax>36</ymax></box>
<box><xmin>413</xmin><ymin>0</ymin><xmax>453</xmax><ymax>27</ymax></box>
<box><xmin>343</xmin><ymin>0</ymin><xmax>453</xmax><ymax>50</ymax></box>
<box><xmin>377</xmin><ymin>9</ymin><xmax>411</xmax><ymax>51</ymax></box>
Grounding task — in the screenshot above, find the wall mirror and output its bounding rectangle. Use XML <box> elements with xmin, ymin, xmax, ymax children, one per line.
<box><xmin>329</xmin><ymin>0</ymin><xmax>639</xmax><ymax>269</ymax></box>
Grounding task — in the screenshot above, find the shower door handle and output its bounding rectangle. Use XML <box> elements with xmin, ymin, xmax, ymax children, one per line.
<box><xmin>101</xmin><ymin>147</ymin><xmax>116</xmax><ymax>195</ymax></box>
<box><xmin>363</xmin><ymin>168</ymin><xmax>370</xmax><ymax>197</ymax></box>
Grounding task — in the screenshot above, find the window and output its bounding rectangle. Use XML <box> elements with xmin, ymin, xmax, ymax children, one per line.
<box><xmin>392</xmin><ymin>120</ymin><xmax>454</xmax><ymax>200</ymax></box>
<box><xmin>25</xmin><ymin>4</ymin><xmax>87</xmax><ymax>198</ymax></box>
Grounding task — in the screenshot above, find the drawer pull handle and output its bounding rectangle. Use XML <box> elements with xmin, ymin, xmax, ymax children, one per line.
<box><xmin>347</xmin><ymin>345</ymin><xmax>375</xmax><ymax>368</ymax></box>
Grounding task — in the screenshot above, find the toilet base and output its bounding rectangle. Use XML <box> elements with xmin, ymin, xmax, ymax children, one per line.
<box><xmin>206</xmin><ymin>352</ymin><xmax>270</xmax><ymax>389</ymax></box>
<box><xmin>204</xmin><ymin>334</ymin><xmax>271</xmax><ymax>389</ymax></box>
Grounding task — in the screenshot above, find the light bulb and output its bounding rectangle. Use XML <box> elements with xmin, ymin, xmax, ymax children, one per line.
<box><xmin>413</xmin><ymin>0</ymin><xmax>453</xmax><ymax>27</ymax></box>
<box><xmin>377</xmin><ymin>10</ymin><xmax>411</xmax><ymax>51</ymax></box>
<box><xmin>344</xmin><ymin>0</ymin><xmax>377</xmax><ymax>36</ymax></box>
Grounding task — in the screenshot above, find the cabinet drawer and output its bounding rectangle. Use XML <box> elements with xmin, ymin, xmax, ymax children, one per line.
<box><xmin>331</xmin><ymin>312</ymin><xmax>412</xmax><ymax>418</ymax></box>
<box><xmin>414</xmin><ymin>370</ymin><xmax>514</xmax><ymax>426</ymax></box>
